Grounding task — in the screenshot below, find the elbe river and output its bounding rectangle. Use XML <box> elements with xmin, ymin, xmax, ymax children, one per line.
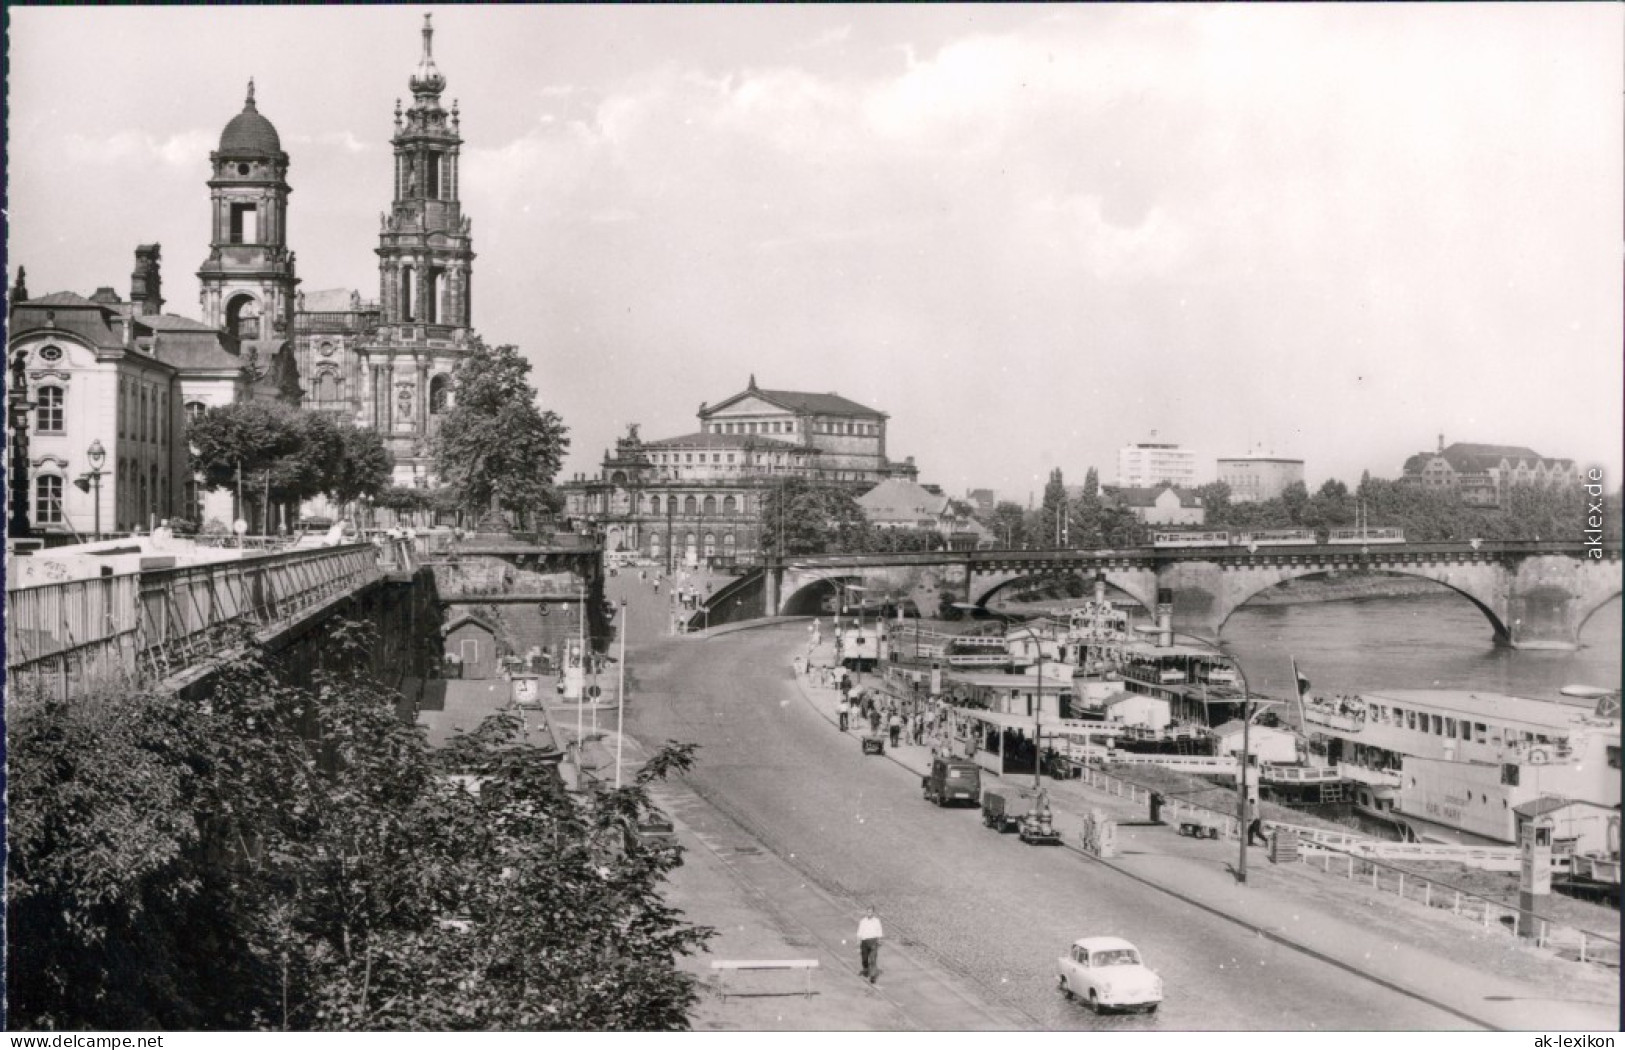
<box><xmin>1221</xmin><ymin>593</ymin><xmax>1621</xmax><ymax>704</ymax></box>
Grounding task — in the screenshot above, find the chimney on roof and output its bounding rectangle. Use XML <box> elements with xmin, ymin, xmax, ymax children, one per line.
<box><xmin>1437</xmin><ymin>433</ymin><xmax>1444</xmax><ymax>453</ymax></box>
<box><xmin>130</xmin><ymin>245</ymin><xmax>164</xmax><ymax>316</ymax></box>
<box><xmin>90</xmin><ymin>287</ymin><xmax>122</xmax><ymax>305</ymax></box>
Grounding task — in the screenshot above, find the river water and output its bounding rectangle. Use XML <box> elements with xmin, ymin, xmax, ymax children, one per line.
<box><xmin>1221</xmin><ymin>593</ymin><xmax>1621</xmax><ymax>704</ymax></box>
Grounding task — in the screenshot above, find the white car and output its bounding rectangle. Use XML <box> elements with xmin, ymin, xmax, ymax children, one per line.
<box><xmin>1056</xmin><ymin>936</ymin><xmax>1163</xmax><ymax>1014</ymax></box>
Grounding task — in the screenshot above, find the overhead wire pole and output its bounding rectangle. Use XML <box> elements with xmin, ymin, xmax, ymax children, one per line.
<box><xmin>615</xmin><ymin>598</ymin><xmax>628</xmax><ymax>788</ymax></box>
<box><xmin>576</xmin><ymin>580</ymin><xmax>586</xmax><ymax>748</ymax></box>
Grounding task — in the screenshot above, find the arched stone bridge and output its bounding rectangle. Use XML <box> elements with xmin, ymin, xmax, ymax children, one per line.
<box><xmin>766</xmin><ymin>541</ymin><xmax>1621</xmax><ymax>650</ymax></box>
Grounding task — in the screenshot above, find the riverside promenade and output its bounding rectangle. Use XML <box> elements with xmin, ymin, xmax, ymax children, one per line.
<box><xmin>787</xmin><ymin>632</ymin><xmax>1619</xmax><ymax>1032</ymax></box>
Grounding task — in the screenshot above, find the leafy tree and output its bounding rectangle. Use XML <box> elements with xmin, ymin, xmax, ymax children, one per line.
<box><xmin>757</xmin><ymin>478</ymin><xmax>871</xmax><ymax>558</ymax></box>
<box><xmin>329</xmin><ymin>426</ymin><xmax>394</xmax><ymax>508</ymax></box>
<box><xmin>189</xmin><ymin>400</ymin><xmax>303</xmax><ymax>496</ymax></box>
<box><xmin>432</xmin><ymin>341</ymin><xmax>570</xmax><ymax>530</ymax></box>
<box><xmin>1040</xmin><ymin>468</ymin><xmax>1068</xmax><ymax>547</ymax></box>
<box><xmin>1279</xmin><ymin>480</ymin><xmax>1310</xmax><ymax>527</ymax></box>
<box><xmin>1097</xmin><ymin>504</ymin><xmax>1144</xmax><ymax>548</ymax></box>
<box><xmin>1192</xmin><ymin>481</ymin><xmax>1233</xmax><ymax>528</ymax></box>
<box><xmin>1067</xmin><ymin>468</ymin><xmax>1105</xmax><ymax>547</ymax></box>
<box><xmin>190</xmin><ymin>403</ymin><xmax>394</xmax><ymax>529</ymax></box>
<box><xmin>981</xmin><ymin>501</ymin><xmax>1029</xmax><ymax>549</ymax></box>
<box><xmin>7</xmin><ymin>626</ymin><xmax>711</xmax><ymax>1031</ymax></box>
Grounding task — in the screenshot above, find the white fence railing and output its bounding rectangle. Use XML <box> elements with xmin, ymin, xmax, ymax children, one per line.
<box><xmin>1295</xmin><ymin>843</ymin><xmax>1619</xmax><ymax>967</ymax></box>
<box><xmin>1109</xmin><ymin>754</ymin><xmax>1238</xmax><ymax>775</ymax></box>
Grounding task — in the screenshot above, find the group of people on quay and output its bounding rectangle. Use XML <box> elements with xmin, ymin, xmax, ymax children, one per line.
<box><xmin>797</xmin><ymin>621</ymin><xmax>974</xmax><ymax>757</ymax></box>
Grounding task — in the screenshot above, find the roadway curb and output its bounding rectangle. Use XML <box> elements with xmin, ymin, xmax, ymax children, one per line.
<box><xmin>781</xmin><ymin>637</ymin><xmax>1507</xmax><ymax>1031</ymax></box>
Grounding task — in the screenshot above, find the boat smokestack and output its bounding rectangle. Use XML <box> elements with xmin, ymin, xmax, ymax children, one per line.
<box><xmin>1155</xmin><ymin>588</ymin><xmax>1173</xmax><ymax>648</ymax></box>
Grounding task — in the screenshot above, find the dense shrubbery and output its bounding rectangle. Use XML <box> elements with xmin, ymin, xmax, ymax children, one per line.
<box><xmin>7</xmin><ymin>624</ymin><xmax>710</xmax><ymax>1031</ymax></box>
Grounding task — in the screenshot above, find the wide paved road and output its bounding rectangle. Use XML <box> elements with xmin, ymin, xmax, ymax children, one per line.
<box><xmin>614</xmin><ymin>606</ymin><xmax>1470</xmax><ymax>1029</ymax></box>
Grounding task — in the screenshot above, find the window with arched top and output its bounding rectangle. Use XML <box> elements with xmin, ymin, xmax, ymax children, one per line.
<box><xmin>649</xmin><ymin>533</ymin><xmax>662</xmax><ymax>557</ymax></box>
<box><xmin>36</xmin><ymin>386</ymin><xmax>64</xmax><ymax>433</ymax></box>
<box><xmin>401</xmin><ymin>266</ymin><xmax>417</xmax><ymax>322</ymax></box>
<box><xmin>723</xmin><ymin>533</ymin><xmax>736</xmax><ymax>556</ymax></box>
<box><xmin>684</xmin><ymin>532</ymin><xmax>697</xmax><ymax>553</ymax></box>
<box><xmin>683</xmin><ymin>495</ymin><xmax>697</xmax><ymax>516</ymax></box>
<box><xmin>703</xmin><ymin>533</ymin><xmax>716</xmax><ymax>557</ymax></box>
<box><xmin>723</xmin><ymin>495</ymin><xmax>737</xmax><ymax>514</ymax></box>
<box><xmin>313</xmin><ymin>369</ymin><xmax>341</xmax><ymax>404</ymax></box>
<box><xmin>35</xmin><ymin>474</ymin><xmax>62</xmax><ymax>525</ymax></box>
<box><xmin>225</xmin><ymin>294</ymin><xmax>260</xmax><ymax>341</ymax></box>
<box><xmin>186</xmin><ymin>401</ymin><xmax>207</xmax><ymax>424</ymax></box>
<box><xmin>429</xmin><ymin>374</ymin><xmax>451</xmax><ymax>413</ymax></box>
<box><xmin>648</xmin><ymin>495</ymin><xmax>661</xmax><ymax>515</ymax></box>
<box><xmin>702</xmin><ymin>495</ymin><xmax>717</xmax><ymax>516</ymax></box>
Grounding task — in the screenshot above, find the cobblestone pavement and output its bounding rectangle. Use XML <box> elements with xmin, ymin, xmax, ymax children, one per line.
<box><xmin>597</xmin><ymin>579</ymin><xmax>1503</xmax><ymax>1031</ymax></box>
<box><xmin>789</xmin><ymin>636</ymin><xmax>1621</xmax><ymax>1031</ymax></box>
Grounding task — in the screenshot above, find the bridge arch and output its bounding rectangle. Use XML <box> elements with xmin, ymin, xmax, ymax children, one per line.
<box><xmin>780</xmin><ymin>572</ymin><xmax>865</xmax><ymax>617</ymax></box>
<box><xmin>1182</xmin><ymin>562</ymin><xmax>1514</xmax><ymax>645</ymax></box>
<box><xmin>1577</xmin><ymin>590</ymin><xmax>1623</xmax><ymax>637</ymax></box>
<box><xmin>970</xmin><ymin>571</ymin><xmax>1155</xmax><ymax>618</ymax></box>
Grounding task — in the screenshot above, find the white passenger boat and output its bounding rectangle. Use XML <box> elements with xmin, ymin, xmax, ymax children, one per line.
<box><xmin>1301</xmin><ymin>686</ymin><xmax>1621</xmax><ymax>846</ymax></box>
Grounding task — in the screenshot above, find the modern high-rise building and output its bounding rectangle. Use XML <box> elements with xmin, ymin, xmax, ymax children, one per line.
<box><xmin>1117</xmin><ymin>441</ymin><xmax>1197</xmax><ymax>488</ymax></box>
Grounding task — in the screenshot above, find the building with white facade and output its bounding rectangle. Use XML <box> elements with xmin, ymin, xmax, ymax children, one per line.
<box><xmin>1216</xmin><ymin>455</ymin><xmax>1305</xmax><ymax>503</ymax></box>
<box><xmin>1117</xmin><ymin>441</ymin><xmax>1197</xmax><ymax>488</ymax></box>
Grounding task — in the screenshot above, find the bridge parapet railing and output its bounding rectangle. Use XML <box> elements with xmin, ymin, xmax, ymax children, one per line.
<box><xmin>1294</xmin><ymin>842</ymin><xmax>1618</xmax><ymax>967</ymax></box>
<box><xmin>6</xmin><ymin>573</ymin><xmax>144</xmax><ymax>700</ymax></box>
<box><xmin>137</xmin><ymin>544</ymin><xmax>383</xmax><ymax>682</ymax></box>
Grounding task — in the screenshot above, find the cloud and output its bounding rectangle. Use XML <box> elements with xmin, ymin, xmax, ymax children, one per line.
<box><xmin>60</xmin><ymin>128</ymin><xmax>215</xmax><ymax>167</ymax></box>
<box><xmin>802</xmin><ymin>24</ymin><xmax>852</xmax><ymax>50</ymax></box>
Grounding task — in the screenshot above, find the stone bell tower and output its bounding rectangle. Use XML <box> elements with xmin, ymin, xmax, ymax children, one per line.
<box><xmin>358</xmin><ymin>14</ymin><xmax>478</xmax><ymax>486</ymax></box>
<box><xmin>197</xmin><ymin>80</ymin><xmax>299</xmax><ymax>344</ymax></box>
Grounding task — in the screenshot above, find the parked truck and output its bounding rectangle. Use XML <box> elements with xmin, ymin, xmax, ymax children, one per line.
<box><xmin>982</xmin><ymin>787</ymin><xmax>1061</xmax><ymax>844</ymax></box>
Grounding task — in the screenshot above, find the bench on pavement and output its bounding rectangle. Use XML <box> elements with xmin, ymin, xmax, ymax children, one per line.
<box><xmin>710</xmin><ymin>959</ymin><xmax>819</xmax><ymax>999</ymax></box>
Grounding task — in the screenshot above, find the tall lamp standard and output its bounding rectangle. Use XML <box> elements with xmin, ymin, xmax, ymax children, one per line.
<box><xmin>953</xmin><ymin>602</ymin><xmax>1048</xmax><ymax>784</ymax></box>
<box><xmin>74</xmin><ymin>439</ymin><xmax>107</xmax><ymax>540</ymax></box>
<box><xmin>1131</xmin><ymin>625</ymin><xmax>1279</xmax><ymax>885</ymax></box>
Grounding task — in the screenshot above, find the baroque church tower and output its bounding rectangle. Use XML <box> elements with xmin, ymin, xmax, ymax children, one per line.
<box><xmin>355</xmin><ymin>13</ymin><xmax>477</xmax><ymax>486</ymax></box>
<box><xmin>197</xmin><ymin>80</ymin><xmax>300</xmax><ymax>349</ymax></box>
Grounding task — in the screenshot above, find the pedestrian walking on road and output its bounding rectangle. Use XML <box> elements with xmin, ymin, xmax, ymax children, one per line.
<box><xmin>837</xmin><ymin>698</ymin><xmax>850</xmax><ymax>732</ymax></box>
<box><xmin>857</xmin><ymin>907</ymin><xmax>884</xmax><ymax>983</ymax></box>
<box><xmin>887</xmin><ymin>711</ymin><xmax>902</xmax><ymax>747</ymax></box>
<box><xmin>869</xmin><ymin>708</ymin><xmax>881</xmax><ymax>735</ymax></box>
<box><xmin>1247</xmin><ymin>800</ymin><xmax>1267</xmax><ymax>846</ymax></box>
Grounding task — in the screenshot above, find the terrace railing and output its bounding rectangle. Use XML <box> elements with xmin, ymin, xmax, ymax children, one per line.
<box><xmin>6</xmin><ymin>543</ymin><xmax>389</xmax><ymax>699</ymax></box>
<box><xmin>137</xmin><ymin>544</ymin><xmax>382</xmax><ymax>681</ymax></box>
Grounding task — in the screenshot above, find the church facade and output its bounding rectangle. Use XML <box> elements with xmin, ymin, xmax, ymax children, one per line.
<box><xmin>294</xmin><ymin>15</ymin><xmax>477</xmax><ymax>489</ymax></box>
<box><xmin>561</xmin><ymin>376</ymin><xmax>920</xmax><ymax>567</ymax></box>
<box><xmin>7</xmin><ymin>16</ymin><xmax>479</xmax><ymax>540</ymax></box>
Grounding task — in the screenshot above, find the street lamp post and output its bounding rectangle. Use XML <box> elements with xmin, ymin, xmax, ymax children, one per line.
<box><xmin>1132</xmin><ymin>625</ymin><xmax>1278</xmax><ymax>885</ymax></box>
<box><xmin>77</xmin><ymin>439</ymin><xmax>107</xmax><ymax>541</ymax></box>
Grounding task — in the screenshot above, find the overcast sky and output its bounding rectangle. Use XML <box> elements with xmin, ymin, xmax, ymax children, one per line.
<box><xmin>9</xmin><ymin>4</ymin><xmax>1621</xmax><ymax>502</ymax></box>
